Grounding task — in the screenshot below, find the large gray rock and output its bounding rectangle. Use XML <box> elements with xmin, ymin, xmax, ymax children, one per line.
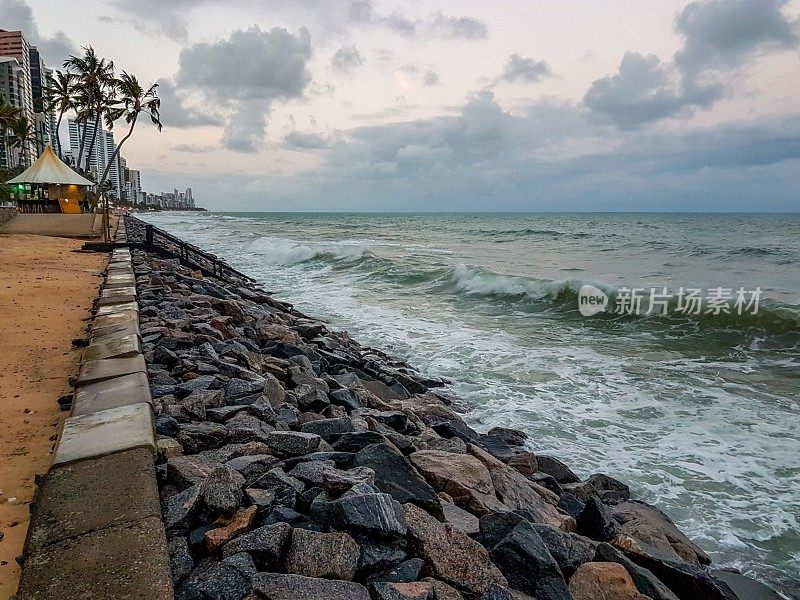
<box><xmin>250</xmin><ymin>573</ymin><xmax>370</xmax><ymax>600</ymax></box>
<box><xmin>403</xmin><ymin>503</ymin><xmax>507</xmax><ymax>595</ymax></box>
<box><xmin>167</xmin><ymin>454</ymin><xmax>222</xmax><ymax>490</ymax></box>
<box><xmin>177</xmin><ymin>421</ymin><xmax>229</xmax><ymax>454</ymax></box>
<box><xmin>353</xmin><ymin>443</ymin><xmax>442</xmax><ymax>519</ymax></box>
<box><xmin>321</xmin><ymin>492</ymin><xmax>407</xmax><ymax>537</ymax></box>
<box><xmin>531</xmin><ymin>524</ymin><xmax>597</xmax><ymax>578</ymax></box>
<box><xmin>198</xmin><ymin>465</ymin><xmax>245</xmax><ymax>516</ymax></box>
<box><xmin>265</xmin><ymin>430</ymin><xmax>322</xmax><ymax>457</ymax></box>
<box><xmin>221</xmin><ymin>522</ymin><xmax>292</xmax><ymax>570</ymax></box>
<box><xmin>288</xmin><ymin>460</ymin><xmax>374</xmax><ymax>495</ymax></box>
<box><xmin>285</xmin><ymin>528</ymin><xmax>360</xmax><ymax>580</ymax></box>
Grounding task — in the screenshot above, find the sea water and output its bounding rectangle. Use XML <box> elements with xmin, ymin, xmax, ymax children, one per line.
<box><xmin>139</xmin><ymin>211</ymin><xmax>800</xmax><ymax>593</ymax></box>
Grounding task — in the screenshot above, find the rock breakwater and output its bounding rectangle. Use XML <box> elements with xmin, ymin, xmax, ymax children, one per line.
<box><xmin>128</xmin><ymin>226</ymin><xmax>780</xmax><ymax>600</ymax></box>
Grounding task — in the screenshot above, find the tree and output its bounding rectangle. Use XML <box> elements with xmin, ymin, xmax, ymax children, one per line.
<box><xmin>97</xmin><ymin>72</ymin><xmax>161</xmax><ymax>190</ymax></box>
<box><xmin>0</xmin><ymin>101</ymin><xmax>21</xmax><ymax>168</ymax></box>
<box><xmin>43</xmin><ymin>70</ymin><xmax>75</xmax><ymax>159</ymax></box>
<box><xmin>64</xmin><ymin>47</ymin><xmax>115</xmax><ymax>172</ymax></box>
<box><xmin>8</xmin><ymin>117</ymin><xmax>35</xmax><ymax>168</ymax></box>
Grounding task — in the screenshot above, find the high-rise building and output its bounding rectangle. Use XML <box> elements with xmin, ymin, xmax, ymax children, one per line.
<box><xmin>0</xmin><ymin>29</ymin><xmax>36</xmax><ymax>165</ymax></box>
<box><xmin>68</xmin><ymin>118</ymin><xmax>124</xmax><ymax>197</ymax></box>
<box><xmin>28</xmin><ymin>46</ymin><xmax>54</xmax><ymax>155</ymax></box>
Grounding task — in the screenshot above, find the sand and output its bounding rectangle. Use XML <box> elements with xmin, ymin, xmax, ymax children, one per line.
<box><xmin>0</xmin><ymin>234</ymin><xmax>105</xmax><ymax>599</ymax></box>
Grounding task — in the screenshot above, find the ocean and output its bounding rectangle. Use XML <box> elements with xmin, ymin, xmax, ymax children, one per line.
<box><xmin>138</xmin><ymin>211</ymin><xmax>800</xmax><ymax>592</ymax></box>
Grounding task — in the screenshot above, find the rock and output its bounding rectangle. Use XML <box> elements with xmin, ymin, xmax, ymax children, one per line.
<box><xmin>442</xmin><ymin>501</ymin><xmax>480</xmax><ymax>536</ymax></box>
<box><xmin>158</xmin><ymin>437</ymin><xmax>184</xmax><ymax>460</ymax></box>
<box><xmin>288</xmin><ymin>461</ymin><xmax>375</xmax><ymax>494</ymax></box>
<box><xmin>611</xmin><ymin>534</ymin><xmax>736</xmax><ymax>600</ymax></box>
<box><xmin>477</xmin><ymin>434</ymin><xmax>516</xmax><ymax>462</ymax></box>
<box><xmin>226</xmin><ymin>413</ymin><xmax>274</xmax><ymax>444</ymax></box>
<box><xmin>330</xmin><ymin>388</ymin><xmax>362</xmax><ymax>410</ymax></box>
<box><xmin>222</xmin><ymin>551</ymin><xmax>258</xmax><ymax>581</ymax></box>
<box><xmin>531</xmin><ymin>524</ymin><xmax>597</xmax><ymax>577</ymax></box>
<box><xmin>227</xmin><ymin>377</ymin><xmax>265</xmax><ymax>400</ymax></box>
<box><xmin>611</xmin><ymin>501</ymin><xmax>710</xmax><ymax>566</ymax></box>
<box><xmin>221</xmin><ymin>522</ymin><xmax>292</xmax><ymax>570</ymax></box>
<box><xmin>566</xmin><ymin>473</ymin><xmax>631</xmax><ymax>504</ymax></box>
<box><xmin>163</xmin><ymin>485</ymin><xmax>201</xmax><ymax>532</ymax></box>
<box><xmin>176</xmin><ymin>374</ymin><xmax>218</xmax><ymax>397</ymax></box>
<box><xmin>422</xmin><ymin>436</ymin><xmax>468</xmax><ymax>454</ymax></box>
<box><xmin>262</xmin><ymin>373</ymin><xmax>286</xmax><ymax>405</ymax></box>
<box><xmin>568</xmin><ymin>562</ymin><xmax>651</xmax><ymax>600</ymax></box>
<box><xmin>299</xmin><ymin>416</ymin><xmax>356</xmax><ymax>440</ymax></box>
<box><xmin>506</xmin><ymin>452</ymin><xmax>539</xmax><ymax>477</ymax></box>
<box><xmin>332</xmin><ymin>431</ymin><xmax>387</xmax><ymax>452</ymax></box>
<box><xmin>178</xmin><ymin>560</ymin><xmax>251</xmax><ymax>600</ymax></box>
<box><xmin>156</xmin><ymin>414</ymin><xmax>180</xmax><ymax>436</ymax></box>
<box><xmin>362</xmin><ymin>379</ymin><xmax>407</xmax><ymax>401</ymax></box>
<box><xmin>154</xmin><ymin>345</ymin><xmax>179</xmax><ymax>367</ymax></box>
<box><xmin>371</xmin><ymin>581</ymin><xmax>432</xmax><ymax>600</ymax></box>
<box><xmin>484</xmin><ymin>519</ymin><xmax>570</xmax><ymax>599</ymax></box>
<box><xmin>322</xmin><ymin>492</ymin><xmax>408</xmax><ymax>537</ymax></box>
<box><xmin>353</xmin><ymin>443</ymin><xmax>443</xmax><ymax>519</ymax></box>
<box><xmin>198</xmin><ymin>465</ymin><xmax>245</xmax><ymax>516</ymax></box>
<box><xmin>594</xmin><ymin>543</ymin><xmax>679</xmax><ymax>600</ymax></box>
<box><xmin>403</xmin><ymin>503</ymin><xmax>507</xmax><ymax>595</ymax></box>
<box><xmin>168</xmin><ymin>454</ymin><xmax>223</xmax><ymax>490</ymax></box>
<box><xmin>245</xmin><ymin>486</ymin><xmax>295</xmax><ymax>514</ymax></box>
<box><xmin>357</xmin><ymin>543</ymin><xmax>408</xmax><ymax>578</ymax></box>
<box><xmin>577</xmin><ymin>496</ymin><xmax>621</xmax><ymax>542</ymax></box>
<box><xmin>205</xmin><ymin>505</ymin><xmax>258</xmax><ymax>553</ymax></box>
<box><xmin>469</xmin><ymin>445</ymin><xmax>564</xmax><ymax>528</ymax></box>
<box><xmin>557</xmin><ymin>493</ymin><xmax>585</xmax><ymax>519</ymax></box>
<box><xmin>285</xmin><ymin>527</ymin><xmax>360</xmax><ymax>580</ymax></box>
<box><xmin>487</xmin><ymin>427</ymin><xmax>528</xmax><ymax>447</ymax></box>
<box><xmin>250</xmin><ymin>573</ymin><xmax>370</xmax><ymax>600</ymax></box>
<box><xmin>226</xmin><ymin>454</ymin><xmax>280</xmax><ymax>486</ymax></box>
<box><xmin>168</xmin><ymin>536</ymin><xmax>194</xmax><ymax>585</ymax></box>
<box><xmin>536</xmin><ymin>456</ymin><xmax>581</xmax><ymax>484</ymax></box>
<box><xmin>264</xmin><ymin>431</ymin><xmax>321</xmax><ymax>457</ymax></box>
<box><xmin>372</xmin><ymin>558</ymin><xmax>424</xmax><ymax>583</ymax></box>
<box><xmin>177</xmin><ymin>421</ymin><xmax>229</xmax><ymax>454</ymax></box>
<box><xmin>410</xmin><ymin>450</ymin><xmax>505</xmax><ymax>516</ymax></box>
<box><xmin>711</xmin><ymin>570</ymin><xmax>782</xmax><ymax>600</ymax></box>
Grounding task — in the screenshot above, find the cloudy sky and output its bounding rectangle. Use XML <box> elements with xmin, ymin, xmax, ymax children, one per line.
<box><xmin>2</xmin><ymin>0</ymin><xmax>799</xmax><ymax>211</ymax></box>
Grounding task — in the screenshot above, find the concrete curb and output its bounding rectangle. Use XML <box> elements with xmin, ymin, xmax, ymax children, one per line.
<box><xmin>15</xmin><ymin>223</ymin><xmax>174</xmax><ymax>599</ymax></box>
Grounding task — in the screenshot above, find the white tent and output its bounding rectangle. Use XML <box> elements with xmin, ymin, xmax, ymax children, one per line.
<box><xmin>7</xmin><ymin>145</ymin><xmax>94</xmax><ymax>186</ymax></box>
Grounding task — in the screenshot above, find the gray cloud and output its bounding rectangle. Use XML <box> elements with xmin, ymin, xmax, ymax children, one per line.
<box><xmin>331</xmin><ymin>44</ymin><xmax>365</xmax><ymax>75</ymax></box>
<box><xmin>349</xmin><ymin>0</ymin><xmax>488</xmax><ymax>40</ymax></box>
<box><xmin>0</xmin><ymin>0</ymin><xmax>76</xmax><ymax>65</ymax></box>
<box><xmin>156</xmin><ymin>79</ymin><xmax>224</xmax><ymax>129</ymax></box>
<box><xmin>499</xmin><ymin>53</ymin><xmax>553</xmax><ymax>83</ymax></box>
<box><xmin>172</xmin><ymin>143</ymin><xmax>212</xmax><ymax>153</ymax></box>
<box><xmin>423</xmin><ymin>71</ymin><xmax>440</xmax><ymax>86</ymax></box>
<box><xmin>584</xmin><ymin>0</ymin><xmax>798</xmax><ymax>128</ymax></box>
<box><xmin>109</xmin><ymin>0</ymin><xmax>197</xmax><ymax>40</ymax></box>
<box><xmin>284</xmin><ymin>130</ymin><xmax>329</xmax><ymax>149</ymax></box>
<box><xmin>173</xmin><ymin>26</ymin><xmax>313</xmax><ymax>152</ymax></box>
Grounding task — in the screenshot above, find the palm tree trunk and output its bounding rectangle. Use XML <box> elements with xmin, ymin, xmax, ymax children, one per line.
<box><xmin>85</xmin><ymin>113</ymin><xmax>101</xmax><ymax>172</ymax></box>
<box><xmin>55</xmin><ymin>110</ymin><xmax>65</xmax><ymax>159</ymax></box>
<box><xmin>98</xmin><ymin>116</ymin><xmax>136</xmax><ymax>190</ymax></box>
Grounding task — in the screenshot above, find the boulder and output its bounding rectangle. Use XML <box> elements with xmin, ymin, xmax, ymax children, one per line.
<box><xmin>264</xmin><ymin>430</ymin><xmax>322</xmax><ymax>457</ymax></box>
<box><xmin>177</xmin><ymin>560</ymin><xmax>251</xmax><ymax>600</ymax></box>
<box><xmin>168</xmin><ymin>454</ymin><xmax>222</xmax><ymax>490</ymax></box>
<box><xmin>568</xmin><ymin>562</ymin><xmax>651</xmax><ymax>600</ymax></box>
<box><xmin>484</xmin><ymin>519</ymin><xmax>570</xmax><ymax>599</ymax></box>
<box><xmin>288</xmin><ymin>461</ymin><xmax>375</xmax><ymax>495</ymax></box>
<box><xmin>163</xmin><ymin>485</ymin><xmax>201</xmax><ymax>532</ymax></box>
<box><xmin>221</xmin><ymin>522</ymin><xmax>292</xmax><ymax>570</ymax></box>
<box><xmin>322</xmin><ymin>492</ymin><xmax>408</xmax><ymax>538</ymax></box>
<box><xmin>403</xmin><ymin>503</ymin><xmax>508</xmax><ymax>595</ymax></box>
<box><xmin>177</xmin><ymin>421</ymin><xmax>230</xmax><ymax>454</ymax></box>
<box><xmin>250</xmin><ymin>573</ymin><xmax>370</xmax><ymax>600</ymax></box>
<box><xmin>531</xmin><ymin>524</ymin><xmax>597</xmax><ymax>577</ymax></box>
<box><xmin>610</xmin><ymin>501</ymin><xmax>710</xmax><ymax>566</ymax></box>
<box><xmin>353</xmin><ymin>443</ymin><xmax>443</xmax><ymax>519</ymax></box>
<box><xmin>594</xmin><ymin>543</ymin><xmax>679</xmax><ymax>600</ymax></box>
<box><xmin>205</xmin><ymin>505</ymin><xmax>258</xmax><ymax>553</ymax></box>
<box><xmin>225</xmin><ymin>454</ymin><xmax>281</xmax><ymax>486</ymax></box>
<box><xmin>536</xmin><ymin>456</ymin><xmax>581</xmax><ymax>484</ymax></box>
<box><xmin>198</xmin><ymin>465</ymin><xmax>245</xmax><ymax>516</ymax></box>
<box><xmin>333</xmin><ymin>431</ymin><xmax>388</xmax><ymax>452</ymax></box>
<box><xmin>371</xmin><ymin>558</ymin><xmax>424</xmax><ymax>583</ymax></box>
<box><xmin>442</xmin><ymin>501</ymin><xmax>480</xmax><ymax>536</ymax></box>
<box><xmin>168</xmin><ymin>536</ymin><xmax>194</xmax><ymax>585</ymax></box>
<box><xmin>577</xmin><ymin>496</ymin><xmax>621</xmax><ymax>542</ymax></box>
<box><xmin>409</xmin><ymin>450</ymin><xmax>506</xmax><ymax>516</ymax></box>
<box><xmin>487</xmin><ymin>427</ymin><xmax>529</xmax><ymax>448</ymax></box>
<box><xmin>299</xmin><ymin>416</ymin><xmax>356</xmax><ymax>440</ymax></box>
<box><xmin>507</xmin><ymin>453</ymin><xmax>539</xmax><ymax>477</ymax></box>
<box><xmin>285</xmin><ymin>527</ymin><xmax>360</xmax><ymax>580</ymax></box>
<box><xmin>565</xmin><ymin>473</ymin><xmax>631</xmax><ymax>504</ymax></box>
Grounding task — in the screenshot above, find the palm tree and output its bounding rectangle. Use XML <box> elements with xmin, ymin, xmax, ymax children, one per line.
<box><xmin>43</xmin><ymin>70</ymin><xmax>75</xmax><ymax>159</ymax></box>
<box><xmin>0</xmin><ymin>101</ymin><xmax>21</xmax><ymax>168</ymax></box>
<box><xmin>8</xmin><ymin>116</ymin><xmax>35</xmax><ymax>168</ymax></box>
<box><xmin>97</xmin><ymin>72</ymin><xmax>161</xmax><ymax>190</ymax></box>
<box><xmin>64</xmin><ymin>47</ymin><xmax>115</xmax><ymax>172</ymax></box>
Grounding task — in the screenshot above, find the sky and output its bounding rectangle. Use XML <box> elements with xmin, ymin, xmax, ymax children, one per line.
<box><xmin>1</xmin><ymin>0</ymin><xmax>799</xmax><ymax>211</ymax></box>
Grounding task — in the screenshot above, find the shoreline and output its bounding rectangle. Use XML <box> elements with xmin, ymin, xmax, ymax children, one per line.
<box><xmin>124</xmin><ymin>216</ymin><xmax>787</xmax><ymax>600</ymax></box>
<box><xmin>0</xmin><ymin>234</ymin><xmax>105</xmax><ymax>600</ymax></box>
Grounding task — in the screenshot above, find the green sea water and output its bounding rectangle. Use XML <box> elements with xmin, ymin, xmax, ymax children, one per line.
<box><xmin>140</xmin><ymin>211</ymin><xmax>800</xmax><ymax>594</ymax></box>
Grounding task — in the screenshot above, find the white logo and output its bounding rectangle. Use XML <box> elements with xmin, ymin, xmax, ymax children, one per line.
<box><xmin>578</xmin><ymin>284</ymin><xmax>608</xmax><ymax>316</ymax></box>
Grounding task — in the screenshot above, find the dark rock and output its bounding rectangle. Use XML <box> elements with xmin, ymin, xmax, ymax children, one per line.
<box><xmin>198</xmin><ymin>465</ymin><xmax>245</xmax><ymax>516</ymax></box>
<box><xmin>245</xmin><ymin>486</ymin><xmax>296</xmax><ymax>513</ymax></box>
<box><xmin>221</xmin><ymin>522</ymin><xmax>292</xmax><ymax>570</ymax></box>
<box><xmin>168</xmin><ymin>454</ymin><xmax>222</xmax><ymax>490</ymax></box>
<box><xmin>227</xmin><ymin>377</ymin><xmax>265</xmax><ymax>400</ymax></box>
<box><xmin>477</xmin><ymin>434</ymin><xmax>516</xmax><ymax>462</ymax></box>
<box><xmin>487</xmin><ymin>427</ymin><xmax>528</xmax><ymax>447</ymax></box>
<box><xmin>358</xmin><ymin>409</ymin><xmax>409</xmax><ymax>433</ymax></box>
<box><xmin>250</xmin><ymin>573</ymin><xmax>370</xmax><ymax>600</ymax></box>
<box><xmin>177</xmin><ymin>421</ymin><xmax>229</xmax><ymax>454</ymax></box>
<box><xmin>168</xmin><ymin>536</ymin><xmax>194</xmax><ymax>585</ymax></box>
<box><xmin>711</xmin><ymin>570</ymin><xmax>782</xmax><ymax>600</ymax></box>
<box><xmin>577</xmin><ymin>496</ymin><xmax>621</xmax><ymax>542</ymax></box>
<box><xmin>330</xmin><ymin>388</ymin><xmax>362</xmax><ymax>410</ymax></box>
<box><xmin>273</xmin><ymin>403</ymin><xmax>300</xmax><ymax>426</ymax></box>
<box><xmin>442</xmin><ymin>501</ymin><xmax>480</xmax><ymax>537</ymax></box>
<box><xmin>163</xmin><ymin>485</ymin><xmax>201</xmax><ymax>532</ymax></box>
<box><xmin>264</xmin><ymin>430</ymin><xmax>321</xmax><ymax>457</ymax></box>
<box><xmin>557</xmin><ymin>493</ymin><xmax>585</xmax><ymax>519</ymax></box>
<box><xmin>288</xmin><ymin>460</ymin><xmax>375</xmax><ymax>495</ymax></box>
<box><xmin>485</xmin><ymin>519</ymin><xmax>570</xmax><ymax>599</ymax></box>
<box><xmin>353</xmin><ymin>443</ymin><xmax>442</xmax><ymax>519</ymax></box>
<box><xmin>321</xmin><ymin>492</ymin><xmax>407</xmax><ymax>537</ymax></box>
<box><xmin>177</xmin><ymin>560</ymin><xmax>250</xmax><ymax>600</ymax></box>
<box><xmin>567</xmin><ymin>473</ymin><xmax>631</xmax><ymax>504</ymax></box>
<box><xmin>478</xmin><ymin>512</ymin><xmax>526</xmax><ymax>550</ymax></box>
<box><xmin>206</xmin><ymin>405</ymin><xmax>250</xmax><ymax>423</ymax></box>
<box><xmin>285</xmin><ymin>527</ymin><xmax>360</xmax><ymax>580</ymax></box>
<box><xmin>151</xmin><ymin>383</ymin><xmax>177</xmax><ymax>398</ymax></box>
<box><xmin>154</xmin><ymin>345</ymin><xmax>179</xmax><ymax>367</ymax></box>
<box><xmin>529</xmin><ymin>473</ymin><xmax>562</xmax><ymax>495</ymax></box>
<box><xmin>357</xmin><ymin>543</ymin><xmax>408</xmax><ymax>578</ymax></box>
<box><xmin>531</xmin><ymin>524</ymin><xmax>597</xmax><ymax>577</ymax></box>
<box><xmin>403</xmin><ymin>503</ymin><xmax>507</xmax><ymax>595</ymax></box>
<box><xmin>297</xmin><ymin>387</ymin><xmax>331</xmax><ymax>412</ymax></box>
<box><xmin>175</xmin><ymin>375</ymin><xmax>218</xmax><ymax>398</ymax></box>
<box><xmin>332</xmin><ymin>431</ymin><xmax>387</xmax><ymax>452</ymax></box>
<box><xmin>299</xmin><ymin>416</ymin><xmax>356</xmax><ymax>440</ymax></box>
<box><xmin>225</xmin><ymin>454</ymin><xmax>280</xmax><ymax>486</ymax></box>
<box><xmin>372</xmin><ymin>558</ymin><xmax>424</xmax><ymax>583</ymax></box>
<box><xmin>536</xmin><ymin>456</ymin><xmax>580</xmax><ymax>484</ymax></box>
<box><xmin>263</xmin><ymin>506</ymin><xmax>307</xmax><ymax>527</ymax></box>
<box><xmin>594</xmin><ymin>542</ymin><xmax>679</xmax><ymax>600</ymax></box>
<box><xmin>155</xmin><ymin>414</ymin><xmax>180</xmax><ymax>436</ymax></box>
<box><xmin>226</xmin><ymin>413</ymin><xmax>273</xmax><ymax>444</ymax></box>
<box><xmin>222</xmin><ymin>552</ymin><xmax>258</xmax><ymax>581</ymax></box>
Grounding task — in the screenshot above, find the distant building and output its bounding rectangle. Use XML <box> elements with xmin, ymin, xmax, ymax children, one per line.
<box><xmin>29</xmin><ymin>46</ymin><xmax>54</xmax><ymax>155</ymax></box>
<box><xmin>0</xmin><ymin>29</ymin><xmax>37</xmax><ymax>165</ymax></box>
<box><xmin>68</xmin><ymin>119</ymin><xmax>124</xmax><ymax>198</ymax></box>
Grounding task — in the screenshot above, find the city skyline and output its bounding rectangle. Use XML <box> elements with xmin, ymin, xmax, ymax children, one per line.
<box><xmin>1</xmin><ymin>0</ymin><xmax>798</xmax><ymax>211</ymax></box>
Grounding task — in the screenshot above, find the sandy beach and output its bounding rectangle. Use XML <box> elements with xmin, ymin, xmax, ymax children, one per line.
<box><xmin>0</xmin><ymin>234</ymin><xmax>104</xmax><ymax>599</ymax></box>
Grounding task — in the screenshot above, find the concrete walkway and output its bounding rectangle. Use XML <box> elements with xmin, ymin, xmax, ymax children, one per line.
<box><xmin>0</xmin><ymin>214</ymin><xmax>101</xmax><ymax>238</ymax></box>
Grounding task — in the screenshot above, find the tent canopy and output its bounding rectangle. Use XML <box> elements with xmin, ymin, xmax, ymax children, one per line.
<box><xmin>6</xmin><ymin>145</ymin><xmax>95</xmax><ymax>186</ymax></box>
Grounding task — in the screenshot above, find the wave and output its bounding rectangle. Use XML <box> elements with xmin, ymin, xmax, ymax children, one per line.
<box><xmin>247</xmin><ymin>236</ymin><xmax>373</xmax><ymax>266</ymax></box>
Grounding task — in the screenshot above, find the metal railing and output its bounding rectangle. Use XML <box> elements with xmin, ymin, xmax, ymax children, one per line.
<box><xmin>125</xmin><ymin>214</ymin><xmax>254</xmax><ymax>284</ymax></box>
